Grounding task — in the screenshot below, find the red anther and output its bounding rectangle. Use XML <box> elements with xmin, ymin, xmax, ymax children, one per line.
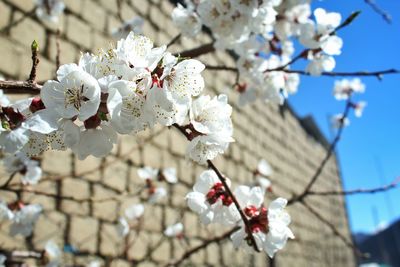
<box><xmin>236</xmin><ymin>83</ymin><xmax>247</xmax><ymax>94</ymax></box>
<box><xmin>2</xmin><ymin>107</ymin><xmax>26</xmax><ymax>129</ymax></box>
<box><xmin>29</xmin><ymin>97</ymin><xmax>46</xmax><ymax>113</ymax></box>
<box><xmin>84</xmin><ymin>114</ymin><xmax>101</xmax><ymax>129</ymax></box>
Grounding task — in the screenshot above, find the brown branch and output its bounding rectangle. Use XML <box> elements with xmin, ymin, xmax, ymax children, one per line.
<box><xmin>308</xmin><ymin>176</ymin><xmax>400</xmax><ymax>196</ymax></box>
<box><xmin>55</xmin><ymin>28</ymin><xmax>61</xmax><ymax>69</ymax></box>
<box><xmin>282</xmin><ymin>69</ymin><xmax>400</xmax><ymax>79</ymax></box>
<box><xmin>288</xmin><ymin>99</ymin><xmax>352</xmax><ymax>205</ymax></box>
<box><xmin>0</xmin><ymin>80</ymin><xmax>42</xmax><ymax>94</ymax></box>
<box><xmin>172</xmin><ymin>124</ymin><xmax>261</xmax><ymax>252</ymax></box>
<box><xmin>175</xmin><ymin>43</ymin><xmax>215</xmax><ymax>58</ymax></box>
<box><xmin>301</xmin><ymin>200</ymin><xmax>367</xmax><ymax>258</ymax></box>
<box><xmin>28</xmin><ymin>40</ymin><xmax>40</xmax><ymax>83</ymax></box>
<box><xmin>167</xmin><ymin>33</ymin><xmax>181</xmax><ymax>48</ymax></box>
<box><xmin>0</xmin><ymin>172</ymin><xmax>17</xmax><ymax>189</ymax></box>
<box><xmin>164</xmin><ymin>227</ymin><xmax>239</xmax><ymax>267</ymax></box>
<box><xmin>1</xmin><ymin>186</ymin><xmax>139</xmax><ymax>203</ymax></box>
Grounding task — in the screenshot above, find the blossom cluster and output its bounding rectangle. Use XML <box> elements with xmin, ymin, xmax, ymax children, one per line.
<box><xmin>0</xmin><ymin>32</ymin><xmax>234</xmax><ymax>164</ymax></box>
<box><xmin>331</xmin><ymin>78</ymin><xmax>367</xmax><ymax>128</ymax></box>
<box><xmin>186</xmin><ymin>168</ymin><xmax>294</xmax><ymax>257</ymax></box>
<box><xmin>172</xmin><ymin>1</ymin><xmax>346</xmax><ymax>106</ymax></box>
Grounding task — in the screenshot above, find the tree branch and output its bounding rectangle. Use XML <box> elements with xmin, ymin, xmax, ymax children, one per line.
<box><xmin>288</xmin><ymin>98</ymin><xmax>352</xmax><ymax>205</ymax></box>
<box><xmin>164</xmin><ymin>227</ymin><xmax>239</xmax><ymax>267</ymax></box>
<box><xmin>282</xmin><ymin>68</ymin><xmax>400</xmax><ymax>79</ymax></box>
<box><xmin>308</xmin><ymin>176</ymin><xmax>400</xmax><ymax>196</ymax></box>
<box><xmin>175</xmin><ymin>43</ymin><xmax>215</xmax><ymax>58</ymax></box>
<box><xmin>301</xmin><ymin>200</ymin><xmax>367</xmax><ymax>258</ymax></box>
<box><xmin>167</xmin><ymin>33</ymin><xmax>181</xmax><ymax>48</ymax></box>
<box><xmin>365</xmin><ymin>0</ymin><xmax>392</xmax><ymax>24</ymax></box>
<box><xmin>0</xmin><ymin>80</ymin><xmax>42</xmax><ymax>94</ymax></box>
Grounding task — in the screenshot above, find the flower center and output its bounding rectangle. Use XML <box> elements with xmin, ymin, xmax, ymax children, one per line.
<box><xmin>244</xmin><ymin>206</ymin><xmax>269</xmax><ymax>234</ymax></box>
<box><xmin>64</xmin><ymin>85</ymin><xmax>89</xmax><ymax>111</ymax></box>
<box><xmin>206</xmin><ymin>182</ymin><xmax>233</xmax><ymax>206</ymax></box>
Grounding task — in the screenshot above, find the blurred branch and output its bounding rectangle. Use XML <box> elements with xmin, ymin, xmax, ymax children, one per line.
<box><xmin>167</xmin><ymin>33</ymin><xmax>181</xmax><ymax>48</ymax></box>
<box><xmin>164</xmin><ymin>227</ymin><xmax>239</xmax><ymax>267</ymax></box>
<box><xmin>176</xmin><ymin>43</ymin><xmax>215</xmax><ymax>58</ymax></box>
<box><xmin>308</xmin><ymin>177</ymin><xmax>400</xmax><ymax>196</ymax></box>
<box><xmin>301</xmin><ymin>200</ymin><xmax>367</xmax><ymax>258</ymax></box>
<box><xmin>288</xmin><ymin>98</ymin><xmax>352</xmax><ymax>205</ymax></box>
<box><xmin>28</xmin><ymin>40</ymin><xmax>40</xmax><ymax>83</ymax></box>
<box><xmin>365</xmin><ymin>0</ymin><xmax>392</xmax><ymax>24</ymax></box>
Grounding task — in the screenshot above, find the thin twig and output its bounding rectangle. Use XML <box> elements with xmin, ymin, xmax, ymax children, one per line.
<box><xmin>301</xmin><ymin>200</ymin><xmax>367</xmax><ymax>258</ymax></box>
<box><xmin>282</xmin><ymin>68</ymin><xmax>400</xmax><ymax>79</ymax></box>
<box><xmin>175</xmin><ymin>43</ymin><xmax>215</xmax><ymax>58</ymax></box>
<box><xmin>0</xmin><ymin>172</ymin><xmax>17</xmax><ymax>189</ymax></box>
<box><xmin>167</xmin><ymin>33</ymin><xmax>181</xmax><ymax>48</ymax></box>
<box><xmin>55</xmin><ymin>28</ymin><xmax>61</xmax><ymax>69</ymax></box>
<box><xmin>288</xmin><ymin>98</ymin><xmax>352</xmax><ymax>205</ymax></box>
<box><xmin>164</xmin><ymin>227</ymin><xmax>239</xmax><ymax>267</ymax></box>
<box><xmin>365</xmin><ymin>0</ymin><xmax>392</xmax><ymax>24</ymax></box>
<box><xmin>308</xmin><ymin>177</ymin><xmax>400</xmax><ymax>196</ymax></box>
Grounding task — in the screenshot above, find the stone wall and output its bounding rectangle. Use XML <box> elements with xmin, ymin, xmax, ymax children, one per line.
<box><xmin>0</xmin><ymin>0</ymin><xmax>355</xmax><ymax>266</ymax></box>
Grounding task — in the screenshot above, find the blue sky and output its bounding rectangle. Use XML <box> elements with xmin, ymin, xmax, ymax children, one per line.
<box><xmin>288</xmin><ymin>1</ymin><xmax>400</xmax><ymax>233</ymax></box>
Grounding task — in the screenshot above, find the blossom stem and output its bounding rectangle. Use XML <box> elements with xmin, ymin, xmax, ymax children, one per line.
<box><xmin>308</xmin><ymin>176</ymin><xmax>400</xmax><ymax>196</ymax></box>
<box><xmin>171</xmin><ymin>124</ymin><xmax>261</xmax><ymax>251</ymax></box>
<box><xmin>176</xmin><ymin>43</ymin><xmax>215</xmax><ymax>58</ymax></box>
<box><xmin>207</xmin><ymin>160</ymin><xmax>261</xmax><ymax>252</ymax></box>
<box><xmin>288</xmin><ymin>98</ymin><xmax>352</xmax><ymax>205</ymax></box>
<box><xmin>164</xmin><ymin>227</ymin><xmax>239</xmax><ymax>267</ymax></box>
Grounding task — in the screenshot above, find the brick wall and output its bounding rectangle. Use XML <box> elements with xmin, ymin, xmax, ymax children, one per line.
<box><xmin>0</xmin><ymin>0</ymin><xmax>356</xmax><ymax>266</ymax></box>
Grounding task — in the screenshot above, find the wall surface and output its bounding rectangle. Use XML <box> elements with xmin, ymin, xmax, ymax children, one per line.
<box><xmin>0</xmin><ymin>0</ymin><xmax>356</xmax><ymax>266</ymax></box>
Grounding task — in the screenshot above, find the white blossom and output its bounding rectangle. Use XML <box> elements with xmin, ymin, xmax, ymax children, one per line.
<box><xmin>35</xmin><ymin>0</ymin><xmax>65</xmax><ymax>23</ymax></box>
<box><xmin>117</xmin><ymin>217</ymin><xmax>130</xmax><ymax>237</ymax></box>
<box><xmin>10</xmin><ymin>203</ymin><xmax>42</xmax><ymax>237</ymax></box>
<box><xmin>3</xmin><ymin>152</ymin><xmax>42</xmax><ymax>185</ymax></box>
<box><xmin>124</xmin><ymin>204</ymin><xmax>144</xmax><ymax>220</ymax></box>
<box><xmin>185</xmin><ymin>170</ymin><xmax>239</xmax><ymax>225</ymax></box>
<box><xmin>44</xmin><ymin>240</ymin><xmax>62</xmax><ymax>267</ymax></box>
<box><xmin>333</xmin><ymin>78</ymin><xmax>365</xmax><ymax>100</ymax></box>
<box><xmin>164</xmin><ymin>222</ymin><xmax>184</xmax><ymax>237</ymax></box>
<box><xmin>148</xmin><ymin>187</ymin><xmax>167</xmax><ymax>204</ymax></box>
<box><xmin>172</xmin><ymin>4</ymin><xmax>202</xmax><ymax>37</ymax></box>
<box><xmin>354</xmin><ymin>101</ymin><xmax>367</xmax><ymax>118</ymax></box>
<box><xmin>0</xmin><ymin>200</ymin><xmax>13</xmax><ymax>221</ymax></box>
<box><xmin>112</xmin><ymin>17</ymin><xmax>144</xmax><ymax>39</ymax></box>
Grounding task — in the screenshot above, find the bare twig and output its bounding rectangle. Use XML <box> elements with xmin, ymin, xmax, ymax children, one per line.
<box><xmin>281</xmin><ymin>68</ymin><xmax>400</xmax><ymax>80</ymax></box>
<box><xmin>56</xmin><ymin>28</ymin><xmax>61</xmax><ymax>69</ymax></box>
<box><xmin>288</xmin><ymin>98</ymin><xmax>352</xmax><ymax>205</ymax></box>
<box><xmin>28</xmin><ymin>40</ymin><xmax>40</xmax><ymax>83</ymax></box>
<box><xmin>176</xmin><ymin>43</ymin><xmax>215</xmax><ymax>58</ymax></box>
<box><xmin>308</xmin><ymin>177</ymin><xmax>400</xmax><ymax>196</ymax></box>
<box><xmin>301</xmin><ymin>200</ymin><xmax>367</xmax><ymax>258</ymax></box>
<box><xmin>116</xmin><ymin>0</ymin><xmax>124</xmax><ymax>22</ymax></box>
<box><xmin>0</xmin><ymin>172</ymin><xmax>17</xmax><ymax>189</ymax></box>
<box><xmin>164</xmin><ymin>227</ymin><xmax>239</xmax><ymax>267</ymax></box>
<box><xmin>0</xmin><ymin>80</ymin><xmax>42</xmax><ymax>94</ymax></box>
<box><xmin>167</xmin><ymin>33</ymin><xmax>181</xmax><ymax>48</ymax></box>
<box><xmin>365</xmin><ymin>0</ymin><xmax>392</xmax><ymax>24</ymax></box>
